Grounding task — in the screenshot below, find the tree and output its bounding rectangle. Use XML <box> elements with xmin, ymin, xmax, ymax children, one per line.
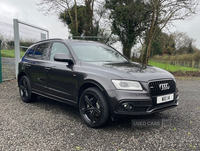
<box><xmin>37</xmin><ymin>0</ymin><xmax>96</xmax><ymax>37</ymax></box>
<box><xmin>142</xmin><ymin>0</ymin><xmax>200</xmax><ymax>64</ymax></box>
<box><xmin>154</xmin><ymin>31</ymin><xmax>175</xmax><ymax>55</ymax></box>
<box><xmin>84</xmin><ymin>0</ymin><xmax>95</xmax><ymax>36</ymax></box>
<box><xmin>105</xmin><ymin>0</ymin><xmax>151</xmax><ymax>59</ymax></box>
<box><xmin>140</xmin><ymin>27</ymin><xmax>175</xmax><ymax>60</ymax></box>
<box><xmin>151</xmin><ymin>40</ymin><xmax>162</xmax><ymax>56</ymax></box>
<box><xmin>188</xmin><ymin>42</ymin><xmax>194</xmax><ymax>54</ymax></box>
<box><xmin>171</xmin><ymin>31</ymin><xmax>196</xmax><ymax>54</ymax></box>
<box><xmin>37</xmin><ymin>0</ymin><xmax>79</xmax><ymax>33</ymax></box>
<box><xmin>59</xmin><ymin>5</ymin><xmax>86</xmax><ymax>36</ymax></box>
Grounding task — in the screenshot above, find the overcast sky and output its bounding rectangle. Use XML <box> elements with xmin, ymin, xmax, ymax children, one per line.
<box><xmin>0</xmin><ymin>0</ymin><xmax>69</xmax><ymax>40</ymax></box>
<box><xmin>0</xmin><ymin>0</ymin><xmax>200</xmax><ymax>48</ymax></box>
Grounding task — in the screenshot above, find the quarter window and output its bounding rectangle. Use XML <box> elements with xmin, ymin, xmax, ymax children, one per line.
<box><xmin>26</xmin><ymin>45</ymin><xmax>37</xmax><ymax>59</ymax></box>
<box><xmin>50</xmin><ymin>42</ymin><xmax>70</xmax><ymax>61</ymax></box>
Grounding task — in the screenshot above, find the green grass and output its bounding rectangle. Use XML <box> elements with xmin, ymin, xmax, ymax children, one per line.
<box><xmin>0</xmin><ymin>49</ymin><xmax>25</xmax><ymax>58</ymax></box>
<box><xmin>149</xmin><ymin>60</ymin><xmax>200</xmax><ymax>72</ymax></box>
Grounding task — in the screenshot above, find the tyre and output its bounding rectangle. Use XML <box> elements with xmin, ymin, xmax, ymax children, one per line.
<box><xmin>19</xmin><ymin>76</ymin><xmax>37</xmax><ymax>103</ymax></box>
<box><xmin>79</xmin><ymin>87</ymin><xmax>109</xmax><ymax>128</ymax></box>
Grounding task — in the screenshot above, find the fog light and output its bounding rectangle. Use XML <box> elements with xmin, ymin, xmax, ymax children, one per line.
<box><xmin>122</xmin><ymin>103</ymin><xmax>132</xmax><ymax>110</ymax></box>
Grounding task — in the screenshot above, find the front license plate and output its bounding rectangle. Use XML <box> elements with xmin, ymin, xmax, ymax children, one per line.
<box><xmin>157</xmin><ymin>94</ymin><xmax>174</xmax><ymax>104</ymax></box>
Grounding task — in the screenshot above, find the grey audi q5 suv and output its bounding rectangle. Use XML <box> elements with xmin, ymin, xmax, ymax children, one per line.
<box><xmin>18</xmin><ymin>39</ymin><xmax>179</xmax><ymax>127</ymax></box>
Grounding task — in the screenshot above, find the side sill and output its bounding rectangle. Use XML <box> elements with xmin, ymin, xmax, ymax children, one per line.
<box><xmin>32</xmin><ymin>90</ymin><xmax>78</xmax><ymax>108</ymax></box>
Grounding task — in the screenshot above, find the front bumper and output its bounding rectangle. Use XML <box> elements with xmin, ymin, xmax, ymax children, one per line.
<box><xmin>106</xmin><ymin>89</ymin><xmax>179</xmax><ymax>119</ymax></box>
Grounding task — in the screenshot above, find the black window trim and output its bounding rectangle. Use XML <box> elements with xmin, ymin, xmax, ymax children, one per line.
<box><xmin>49</xmin><ymin>41</ymin><xmax>76</xmax><ymax>64</ymax></box>
<box><xmin>25</xmin><ymin>40</ymin><xmax>76</xmax><ymax>64</ymax></box>
<box><xmin>25</xmin><ymin>42</ymin><xmax>51</xmax><ymax>61</ymax></box>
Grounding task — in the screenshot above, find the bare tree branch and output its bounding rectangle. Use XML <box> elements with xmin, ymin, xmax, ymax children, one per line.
<box><xmin>143</xmin><ymin>0</ymin><xmax>200</xmax><ymax>64</ymax></box>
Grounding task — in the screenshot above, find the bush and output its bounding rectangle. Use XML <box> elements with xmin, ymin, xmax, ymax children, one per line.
<box><xmin>20</xmin><ymin>41</ymin><xmax>34</xmax><ymax>51</ymax></box>
<box><xmin>162</xmin><ymin>55</ymin><xmax>170</xmax><ymax>61</ymax></box>
<box><xmin>7</xmin><ymin>41</ymin><xmax>14</xmax><ymax>49</ymax></box>
<box><xmin>177</xmin><ymin>54</ymin><xmax>193</xmax><ymax>62</ymax></box>
<box><xmin>152</xmin><ymin>52</ymin><xmax>200</xmax><ymax>62</ymax></box>
<box><xmin>169</xmin><ymin>55</ymin><xmax>176</xmax><ymax>61</ymax></box>
<box><xmin>192</xmin><ymin>52</ymin><xmax>200</xmax><ymax>62</ymax></box>
<box><xmin>3</xmin><ymin>40</ymin><xmax>34</xmax><ymax>51</ymax></box>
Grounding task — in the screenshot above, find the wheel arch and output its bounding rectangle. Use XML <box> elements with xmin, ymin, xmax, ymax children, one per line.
<box><xmin>17</xmin><ymin>72</ymin><xmax>28</xmax><ymax>85</ymax></box>
<box><xmin>76</xmin><ymin>80</ymin><xmax>110</xmax><ymax>108</ymax></box>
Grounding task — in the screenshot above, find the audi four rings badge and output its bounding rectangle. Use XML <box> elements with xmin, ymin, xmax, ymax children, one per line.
<box><xmin>159</xmin><ymin>83</ymin><xmax>170</xmax><ymax>90</ymax></box>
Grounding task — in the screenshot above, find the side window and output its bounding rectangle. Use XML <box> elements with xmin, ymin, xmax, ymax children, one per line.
<box><xmin>26</xmin><ymin>45</ymin><xmax>37</xmax><ymax>59</ymax></box>
<box><xmin>50</xmin><ymin>42</ymin><xmax>70</xmax><ymax>61</ymax></box>
<box><xmin>34</xmin><ymin>42</ymin><xmax>50</xmax><ymax>60</ymax></box>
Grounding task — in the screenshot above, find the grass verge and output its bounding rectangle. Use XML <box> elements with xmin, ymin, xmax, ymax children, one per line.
<box><xmin>1</xmin><ymin>49</ymin><xmax>25</xmax><ymax>58</ymax></box>
<box><xmin>149</xmin><ymin>60</ymin><xmax>200</xmax><ymax>72</ymax></box>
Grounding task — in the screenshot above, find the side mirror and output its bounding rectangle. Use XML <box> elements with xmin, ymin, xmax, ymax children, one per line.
<box><xmin>54</xmin><ymin>53</ymin><xmax>74</xmax><ymax>64</ymax></box>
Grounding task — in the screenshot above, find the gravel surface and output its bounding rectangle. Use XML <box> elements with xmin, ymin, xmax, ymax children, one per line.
<box><xmin>0</xmin><ymin>78</ymin><xmax>200</xmax><ymax>151</ymax></box>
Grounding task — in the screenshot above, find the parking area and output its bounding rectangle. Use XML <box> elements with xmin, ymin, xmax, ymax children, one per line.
<box><xmin>0</xmin><ymin>78</ymin><xmax>200</xmax><ymax>150</ymax></box>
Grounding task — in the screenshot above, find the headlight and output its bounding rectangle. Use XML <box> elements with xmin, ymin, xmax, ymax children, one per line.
<box><xmin>112</xmin><ymin>80</ymin><xmax>143</xmax><ymax>91</ymax></box>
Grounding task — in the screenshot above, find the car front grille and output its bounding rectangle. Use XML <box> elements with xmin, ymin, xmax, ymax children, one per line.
<box><xmin>149</xmin><ymin>80</ymin><xmax>176</xmax><ymax>96</ymax></box>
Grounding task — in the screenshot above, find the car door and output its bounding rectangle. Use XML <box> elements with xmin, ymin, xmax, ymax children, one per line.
<box><xmin>45</xmin><ymin>42</ymin><xmax>77</xmax><ymax>102</ymax></box>
<box><xmin>24</xmin><ymin>42</ymin><xmax>51</xmax><ymax>94</ymax></box>
<box><xmin>23</xmin><ymin>45</ymin><xmax>37</xmax><ymax>84</ymax></box>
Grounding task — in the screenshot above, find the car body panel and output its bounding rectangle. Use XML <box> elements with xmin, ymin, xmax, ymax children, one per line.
<box><xmin>21</xmin><ymin>58</ymin><xmax>49</xmax><ymax>94</ymax></box>
<box><xmin>81</xmin><ymin>61</ymin><xmax>175</xmax><ymax>82</ymax></box>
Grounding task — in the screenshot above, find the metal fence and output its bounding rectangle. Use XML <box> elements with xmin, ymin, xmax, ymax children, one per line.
<box><xmin>0</xmin><ymin>41</ymin><xmax>2</xmax><ymax>83</ymax></box>
<box><xmin>0</xmin><ymin>41</ymin><xmax>15</xmax><ymax>82</ymax></box>
<box><xmin>1</xmin><ymin>57</ymin><xmax>15</xmax><ymax>81</ymax></box>
<box><xmin>14</xmin><ymin>19</ymin><xmax>49</xmax><ymax>78</ymax></box>
<box><xmin>0</xmin><ymin>19</ymin><xmax>49</xmax><ymax>82</ymax></box>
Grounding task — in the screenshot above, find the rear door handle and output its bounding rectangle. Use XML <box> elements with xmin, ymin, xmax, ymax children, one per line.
<box><xmin>25</xmin><ymin>64</ymin><xmax>31</xmax><ymax>68</ymax></box>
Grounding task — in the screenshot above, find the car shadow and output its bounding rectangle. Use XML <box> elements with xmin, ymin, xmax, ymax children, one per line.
<box><xmin>32</xmin><ymin>96</ymin><xmax>174</xmax><ymax>130</ymax></box>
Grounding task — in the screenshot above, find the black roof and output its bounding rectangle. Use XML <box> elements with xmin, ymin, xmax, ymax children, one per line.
<box><xmin>35</xmin><ymin>38</ymin><xmax>102</xmax><ymax>44</ymax></box>
<box><xmin>35</xmin><ymin>38</ymin><xmax>63</xmax><ymax>44</ymax></box>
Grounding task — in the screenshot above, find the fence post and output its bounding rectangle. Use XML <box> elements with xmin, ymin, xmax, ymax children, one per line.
<box><xmin>165</xmin><ymin>61</ymin><xmax>168</xmax><ymax>70</ymax></box>
<box><xmin>0</xmin><ymin>40</ymin><xmax>2</xmax><ymax>83</ymax></box>
<box><xmin>192</xmin><ymin>60</ymin><xmax>195</xmax><ymax>71</ymax></box>
<box><xmin>14</xmin><ymin>19</ymin><xmax>20</xmax><ymax>79</ymax></box>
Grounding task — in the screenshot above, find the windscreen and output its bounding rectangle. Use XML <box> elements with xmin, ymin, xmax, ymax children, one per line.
<box><xmin>69</xmin><ymin>42</ymin><xmax>128</xmax><ymax>62</ymax></box>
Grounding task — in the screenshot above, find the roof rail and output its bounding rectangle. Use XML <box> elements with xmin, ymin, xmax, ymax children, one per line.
<box><xmin>35</xmin><ymin>38</ymin><xmax>63</xmax><ymax>44</ymax></box>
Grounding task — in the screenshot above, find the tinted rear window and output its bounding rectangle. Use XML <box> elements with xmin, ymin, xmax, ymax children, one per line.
<box><xmin>25</xmin><ymin>43</ymin><xmax>50</xmax><ymax>60</ymax></box>
<box><xmin>34</xmin><ymin>43</ymin><xmax>50</xmax><ymax>60</ymax></box>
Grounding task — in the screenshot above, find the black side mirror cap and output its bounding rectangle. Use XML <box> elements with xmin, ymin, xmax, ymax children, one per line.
<box><xmin>54</xmin><ymin>53</ymin><xmax>74</xmax><ymax>64</ymax></box>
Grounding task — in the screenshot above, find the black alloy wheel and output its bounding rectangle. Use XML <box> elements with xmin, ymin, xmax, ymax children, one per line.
<box><xmin>19</xmin><ymin>76</ymin><xmax>37</xmax><ymax>103</ymax></box>
<box><xmin>79</xmin><ymin>87</ymin><xmax>109</xmax><ymax>128</ymax></box>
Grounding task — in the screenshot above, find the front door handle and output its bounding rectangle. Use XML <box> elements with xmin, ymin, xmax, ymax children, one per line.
<box><xmin>45</xmin><ymin>67</ymin><xmax>51</xmax><ymax>72</ymax></box>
